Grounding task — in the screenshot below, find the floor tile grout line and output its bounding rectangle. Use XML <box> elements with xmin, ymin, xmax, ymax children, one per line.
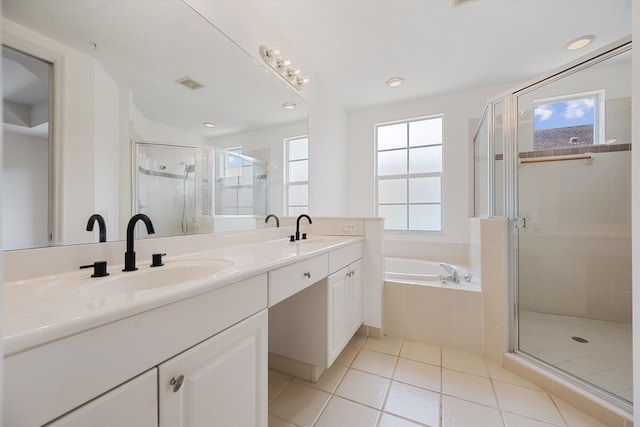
<box><xmin>485</xmin><ymin>358</ymin><xmax>508</xmax><ymax>427</ymax></box>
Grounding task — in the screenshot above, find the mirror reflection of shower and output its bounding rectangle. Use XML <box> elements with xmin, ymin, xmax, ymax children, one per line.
<box><xmin>134</xmin><ymin>142</ymin><xmax>270</xmax><ymax>236</ymax></box>
<box><xmin>134</xmin><ymin>142</ymin><xmax>198</xmax><ymax>238</ymax></box>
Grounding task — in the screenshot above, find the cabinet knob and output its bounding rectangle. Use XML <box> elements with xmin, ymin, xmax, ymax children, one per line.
<box><xmin>170</xmin><ymin>374</ymin><xmax>184</xmax><ymax>392</ymax></box>
<box><xmin>304</xmin><ymin>271</ymin><xmax>311</xmax><ymax>279</ymax></box>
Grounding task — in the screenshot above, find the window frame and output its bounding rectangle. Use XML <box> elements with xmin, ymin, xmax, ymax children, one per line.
<box><xmin>532</xmin><ymin>89</ymin><xmax>605</xmax><ymax>149</ymax></box>
<box><xmin>283</xmin><ymin>135</ymin><xmax>309</xmax><ymax>216</ymax></box>
<box><xmin>375</xmin><ymin>115</ymin><xmax>444</xmax><ymax>233</ymax></box>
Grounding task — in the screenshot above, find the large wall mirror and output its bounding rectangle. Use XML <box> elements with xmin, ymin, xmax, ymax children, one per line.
<box><xmin>2</xmin><ymin>0</ymin><xmax>308</xmax><ymax>250</ymax></box>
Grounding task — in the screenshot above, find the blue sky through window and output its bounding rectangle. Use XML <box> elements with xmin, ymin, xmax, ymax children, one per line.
<box><xmin>533</xmin><ymin>97</ymin><xmax>595</xmax><ymax>131</ymax></box>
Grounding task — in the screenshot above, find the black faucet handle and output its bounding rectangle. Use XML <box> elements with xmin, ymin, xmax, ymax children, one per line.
<box><xmin>80</xmin><ymin>261</ymin><xmax>110</xmax><ymax>278</ymax></box>
<box><xmin>151</xmin><ymin>253</ymin><xmax>167</xmax><ymax>267</ymax></box>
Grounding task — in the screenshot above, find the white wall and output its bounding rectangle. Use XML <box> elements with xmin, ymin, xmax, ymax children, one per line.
<box><xmin>93</xmin><ymin>64</ymin><xmax>121</xmax><ymax>243</ymax></box>
<box><xmin>1</xmin><ymin>129</ymin><xmax>49</xmax><ymax>249</ymax></box>
<box><xmin>346</xmin><ymin>83</ymin><xmax>512</xmax><ymax>244</ymax></box>
<box><xmin>632</xmin><ymin>0</ymin><xmax>640</xmax><ymax>421</ymax></box>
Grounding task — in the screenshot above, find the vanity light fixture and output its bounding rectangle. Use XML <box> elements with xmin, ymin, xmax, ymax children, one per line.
<box><xmin>282</xmin><ymin>102</ymin><xmax>296</xmax><ymax>110</ymax></box>
<box><xmin>386</xmin><ymin>77</ymin><xmax>405</xmax><ymax>88</ymax></box>
<box><xmin>203</xmin><ymin>122</ymin><xmax>216</xmax><ymax>128</ymax></box>
<box><xmin>259</xmin><ymin>45</ymin><xmax>310</xmax><ymax>91</ymax></box>
<box><xmin>564</xmin><ymin>35</ymin><xmax>595</xmax><ymax>51</ymax></box>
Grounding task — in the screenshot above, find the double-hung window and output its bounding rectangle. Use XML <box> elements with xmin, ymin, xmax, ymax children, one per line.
<box><xmin>284</xmin><ymin>136</ymin><xmax>309</xmax><ymax>216</ymax></box>
<box><xmin>376</xmin><ymin>116</ymin><xmax>443</xmax><ymax>232</ymax></box>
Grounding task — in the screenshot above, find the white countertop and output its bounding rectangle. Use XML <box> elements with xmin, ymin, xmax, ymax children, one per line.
<box><xmin>3</xmin><ymin>235</ymin><xmax>363</xmax><ymax>357</ymax></box>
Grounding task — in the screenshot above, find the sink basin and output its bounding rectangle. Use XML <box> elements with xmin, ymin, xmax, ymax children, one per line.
<box><xmin>78</xmin><ymin>259</ymin><xmax>233</xmax><ymax>298</ymax></box>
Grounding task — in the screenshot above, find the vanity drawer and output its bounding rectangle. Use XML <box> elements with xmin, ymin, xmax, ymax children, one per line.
<box><xmin>268</xmin><ymin>254</ymin><xmax>329</xmax><ymax>306</ymax></box>
<box><xmin>329</xmin><ymin>242</ymin><xmax>363</xmax><ymax>273</ymax></box>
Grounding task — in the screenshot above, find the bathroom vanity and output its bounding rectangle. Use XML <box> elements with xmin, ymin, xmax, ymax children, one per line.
<box><xmin>3</xmin><ymin>231</ymin><xmax>378</xmax><ymax>426</ymax></box>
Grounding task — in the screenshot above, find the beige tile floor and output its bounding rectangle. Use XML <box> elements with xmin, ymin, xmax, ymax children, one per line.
<box><xmin>268</xmin><ymin>335</ymin><xmax>609</xmax><ymax>427</ymax></box>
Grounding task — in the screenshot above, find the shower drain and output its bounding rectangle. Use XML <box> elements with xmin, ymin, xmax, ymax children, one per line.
<box><xmin>571</xmin><ymin>336</ymin><xmax>589</xmax><ymax>343</ymax></box>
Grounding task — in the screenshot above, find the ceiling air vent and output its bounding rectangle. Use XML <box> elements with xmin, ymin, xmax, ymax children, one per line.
<box><xmin>176</xmin><ymin>76</ymin><xmax>204</xmax><ymax>90</ymax></box>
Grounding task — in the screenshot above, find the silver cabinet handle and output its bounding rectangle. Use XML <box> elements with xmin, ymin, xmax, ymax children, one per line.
<box><xmin>304</xmin><ymin>271</ymin><xmax>311</xmax><ymax>278</ymax></box>
<box><xmin>170</xmin><ymin>374</ymin><xmax>184</xmax><ymax>392</ymax></box>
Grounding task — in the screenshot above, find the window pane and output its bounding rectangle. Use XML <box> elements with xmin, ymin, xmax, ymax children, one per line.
<box><xmin>289</xmin><ymin>160</ymin><xmax>308</xmax><ymax>182</ymax></box>
<box><xmin>409</xmin><ymin>204</ymin><xmax>441</xmax><ymax>231</ymax></box>
<box><xmin>533</xmin><ymin>96</ymin><xmax>597</xmax><ymax>149</ymax></box>
<box><xmin>410</xmin><ymin>118</ymin><xmax>442</xmax><ymax>147</ymax></box>
<box><xmin>379</xmin><ymin>205</ymin><xmax>407</xmax><ymax>230</ymax></box>
<box><xmin>409</xmin><ymin>146</ymin><xmax>442</xmax><ymax>174</ymax></box>
<box><xmin>378</xmin><ymin>149</ymin><xmax>407</xmax><ymax>176</ymax></box>
<box><xmin>377</xmin><ymin>123</ymin><xmax>407</xmax><ymax>150</ymax></box>
<box><xmin>289</xmin><ymin>138</ymin><xmax>308</xmax><ymax>160</ymax></box>
<box><xmin>378</xmin><ymin>179</ymin><xmax>407</xmax><ymax>204</ymax></box>
<box><xmin>289</xmin><ymin>184</ymin><xmax>308</xmax><ymax>205</ymax></box>
<box><xmin>409</xmin><ymin>177</ymin><xmax>440</xmax><ymax>203</ymax></box>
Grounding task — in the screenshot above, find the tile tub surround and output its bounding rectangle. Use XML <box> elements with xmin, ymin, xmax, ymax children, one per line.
<box><xmin>269</xmin><ymin>335</ymin><xmax>614</xmax><ymax>427</ymax></box>
<box><xmin>384</xmin><ymin>282</ymin><xmax>484</xmax><ymax>354</ymax></box>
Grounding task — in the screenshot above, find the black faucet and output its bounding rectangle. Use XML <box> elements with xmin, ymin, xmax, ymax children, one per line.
<box><xmin>123</xmin><ymin>214</ymin><xmax>155</xmax><ymax>272</ymax></box>
<box><xmin>295</xmin><ymin>214</ymin><xmax>312</xmax><ymax>240</ymax></box>
<box><xmin>86</xmin><ymin>214</ymin><xmax>107</xmax><ymax>242</ymax></box>
<box><xmin>265</xmin><ymin>214</ymin><xmax>280</xmax><ymax>227</ymax></box>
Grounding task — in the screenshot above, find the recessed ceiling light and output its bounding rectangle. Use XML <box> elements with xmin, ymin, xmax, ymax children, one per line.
<box><xmin>203</xmin><ymin>122</ymin><xmax>216</xmax><ymax>128</ymax></box>
<box><xmin>386</xmin><ymin>77</ymin><xmax>405</xmax><ymax>88</ymax></box>
<box><xmin>564</xmin><ymin>35</ymin><xmax>595</xmax><ymax>51</ymax></box>
<box><xmin>282</xmin><ymin>102</ymin><xmax>297</xmax><ymax>110</ymax></box>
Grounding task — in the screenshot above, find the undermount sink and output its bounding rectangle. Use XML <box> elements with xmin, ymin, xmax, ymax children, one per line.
<box><xmin>78</xmin><ymin>259</ymin><xmax>234</xmax><ymax>298</ymax></box>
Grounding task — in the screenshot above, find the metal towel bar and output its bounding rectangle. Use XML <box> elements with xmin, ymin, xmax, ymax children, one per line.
<box><xmin>519</xmin><ymin>154</ymin><xmax>592</xmax><ymax>164</ymax></box>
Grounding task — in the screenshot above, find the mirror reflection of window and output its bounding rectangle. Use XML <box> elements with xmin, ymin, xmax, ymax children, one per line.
<box><xmin>284</xmin><ymin>136</ymin><xmax>309</xmax><ymax>216</ymax></box>
<box><xmin>2</xmin><ymin>45</ymin><xmax>52</xmax><ymax>250</ymax></box>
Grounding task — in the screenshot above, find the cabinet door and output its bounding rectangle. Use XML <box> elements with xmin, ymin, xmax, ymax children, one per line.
<box><xmin>348</xmin><ymin>259</ymin><xmax>364</xmax><ymax>336</ymax></box>
<box><xmin>327</xmin><ymin>266</ymin><xmax>349</xmax><ymax>365</ymax></box>
<box><xmin>45</xmin><ymin>369</ymin><xmax>157</xmax><ymax>427</ymax></box>
<box><xmin>159</xmin><ymin>310</ymin><xmax>268</xmax><ymax>427</ymax></box>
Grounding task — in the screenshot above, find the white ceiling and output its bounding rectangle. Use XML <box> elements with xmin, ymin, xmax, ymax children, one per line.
<box><xmin>249</xmin><ymin>0</ymin><xmax>632</xmax><ymax>111</ymax></box>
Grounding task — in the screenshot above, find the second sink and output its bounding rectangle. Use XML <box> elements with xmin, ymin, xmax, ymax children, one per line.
<box><xmin>79</xmin><ymin>259</ymin><xmax>234</xmax><ymax>298</ymax></box>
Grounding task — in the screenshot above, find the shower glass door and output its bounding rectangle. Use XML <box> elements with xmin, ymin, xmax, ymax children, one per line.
<box><xmin>135</xmin><ymin>142</ymin><xmax>198</xmax><ymax>237</ymax></box>
<box><xmin>515</xmin><ymin>48</ymin><xmax>632</xmax><ymax>404</ymax></box>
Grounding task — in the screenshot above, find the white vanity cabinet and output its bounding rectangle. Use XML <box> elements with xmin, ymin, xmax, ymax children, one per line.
<box><xmin>327</xmin><ymin>258</ymin><xmax>363</xmax><ymax>366</ymax></box>
<box><xmin>5</xmin><ymin>274</ymin><xmax>268</xmax><ymax>427</ymax></box>
<box><xmin>269</xmin><ymin>242</ymin><xmax>363</xmax><ymax>376</ymax></box>
<box><xmin>45</xmin><ymin>369</ymin><xmax>158</xmax><ymax>427</ymax></box>
<box><xmin>158</xmin><ymin>310</ymin><xmax>268</xmax><ymax>427</ymax></box>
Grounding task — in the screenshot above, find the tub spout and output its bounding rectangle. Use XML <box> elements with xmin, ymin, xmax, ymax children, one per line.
<box><xmin>439</xmin><ymin>263</ymin><xmax>460</xmax><ymax>283</ymax></box>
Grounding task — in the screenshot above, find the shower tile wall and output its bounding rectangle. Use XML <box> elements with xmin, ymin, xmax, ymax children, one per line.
<box><xmin>518</xmin><ymin>150</ymin><xmax>632</xmax><ymax>323</ymax></box>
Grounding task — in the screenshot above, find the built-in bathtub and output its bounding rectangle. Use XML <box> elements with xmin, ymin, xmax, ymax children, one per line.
<box><xmin>384</xmin><ymin>257</ymin><xmax>480</xmax><ymax>291</ymax></box>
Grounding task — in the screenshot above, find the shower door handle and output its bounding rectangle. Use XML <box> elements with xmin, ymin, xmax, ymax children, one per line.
<box><xmin>515</xmin><ymin>218</ymin><xmax>526</xmax><ymax>229</ymax></box>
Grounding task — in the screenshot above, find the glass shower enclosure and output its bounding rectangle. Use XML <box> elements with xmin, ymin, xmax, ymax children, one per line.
<box><xmin>134</xmin><ymin>142</ymin><xmax>268</xmax><ymax>236</ymax></box>
<box><xmin>473</xmin><ymin>41</ymin><xmax>632</xmax><ymax>408</ymax></box>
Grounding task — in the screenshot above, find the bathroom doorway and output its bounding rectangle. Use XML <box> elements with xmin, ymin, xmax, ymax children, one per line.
<box><xmin>1</xmin><ymin>45</ymin><xmax>52</xmax><ymax>249</ymax></box>
<box><xmin>514</xmin><ymin>47</ymin><xmax>632</xmax><ymax>406</ymax></box>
